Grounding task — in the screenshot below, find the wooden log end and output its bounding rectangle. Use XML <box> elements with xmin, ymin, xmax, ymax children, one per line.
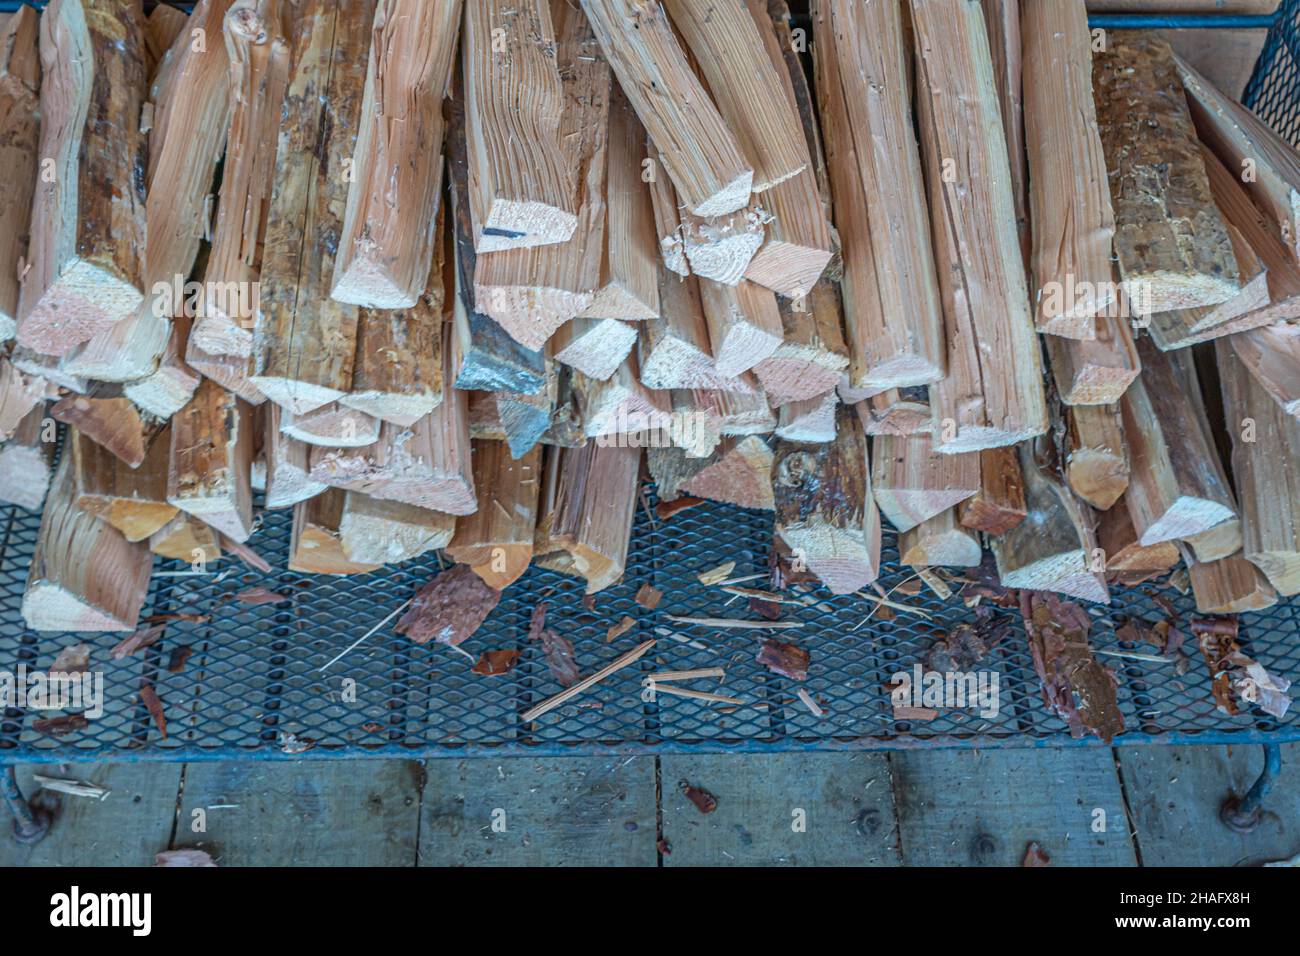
<box><xmin>338</xmin><ymin>390</ymin><xmax>442</xmax><ymax>430</ymax></box>
<box><xmin>476</xmin><ymin>285</ymin><xmax>593</xmax><ymax>352</ymax></box>
<box><xmin>1140</xmin><ymin>497</ymin><xmax>1237</xmax><ymax>547</ymax></box>
<box><xmin>744</xmin><ymin>241</ymin><xmax>834</xmax><ymax>301</ymax></box>
<box><xmin>1187</xmin><ymin>551</ymin><xmax>1278</xmax><ymax>614</ymax></box>
<box><xmin>18</xmin><ymin>262</ymin><xmax>144</xmax><ymax>357</ymax></box>
<box><xmin>281</xmin><ymin>407</ymin><xmax>382</xmax><ymax>448</ymax></box>
<box><xmin>997</xmin><ymin>551</ymin><xmax>1111</xmax><ymax>605</ymax></box>
<box><xmin>250</xmin><ymin>379</ymin><xmax>347</xmax><ymax>418</ymax></box>
<box><xmin>476</xmin><ymin>200</ymin><xmax>579</xmax><ymax>254</ymax></box>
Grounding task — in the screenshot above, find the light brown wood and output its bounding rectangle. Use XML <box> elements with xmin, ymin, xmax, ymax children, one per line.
<box><xmin>912</xmin><ymin>0</ymin><xmax>1048</xmax><ymax>452</ymax></box>
<box><xmin>145</xmin><ymin>3</ymin><xmax>188</xmax><ymax>76</ymax></box>
<box><xmin>280</xmin><ymin>403</ymin><xmax>380</xmax><ymax>449</ymax></box>
<box><xmin>581</xmin><ymin>0</ymin><xmax>752</xmax><ymax>218</ymax></box>
<box><xmin>1023</xmin><ymin>0</ymin><xmax>1115</xmax><ymax>338</ymax></box>
<box><xmin>310</xmin><ymin>324</ymin><xmax>476</xmax><ymax>515</ymax></box>
<box><xmin>575</xmin><ymin>353</ymin><xmax>672</xmax><ymax>441</ymax></box>
<box><xmin>189</xmin><ymin>0</ymin><xmax>291</xmax><ymax>358</ymax></box>
<box><xmin>663</xmin><ymin>0</ymin><xmax>806</xmax><ymax>192</ymax></box>
<box><xmin>1183</xmin><ymin>516</ymin><xmax>1245</xmax><ymax>564</ymax></box>
<box><xmin>1184</xmin><ymin>547</ymin><xmax>1278</xmax><ymax>614</ymax></box>
<box><xmin>342</xmin><ymin>218</ymin><xmax>445</xmax><ymax>427</ymax></box>
<box><xmin>1176</xmin><ymin>52</ymin><xmax>1300</xmax><ymax>260</ymax></box>
<box><xmin>1096</xmin><ymin>500</ymin><xmax>1179</xmax><ymax>573</ymax></box>
<box><xmin>872</xmin><ymin>432</ymin><xmax>980</xmax><ymax>535</ymax></box>
<box><xmin>677</xmin><ymin>435</ymin><xmax>774</xmax><ymax>511</ymax></box>
<box><xmin>814</xmin><ymin>0</ymin><xmax>944</xmax><ymax>390</ymax></box>
<box><xmin>0</xmin><ymin>6</ymin><xmax>39</xmax><ymax>341</ymax></box>
<box><xmin>252</xmin><ymin>0</ymin><xmax>374</xmax><ymax>414</ymax></box>
<box><xmin>647</xmin><ymin>151</ymin><xmax>690</xmax><ymax>278</ymax></box>
<box><xmin>472</xmin><ymin>0</ymin><xmax>610</xmax><ymax>347</ymax></box>
<box><xmin>123</xmin><ymin>312</ymin><xmax>202</xmax><ymax>419</ymax></box>
<box><xmin>1217</xmin><ymin>338</ymin><xmax>1300</xmax><ymax>594</ymax></box>
<box><xmin>1046</xmin><ymin>306</ymin><xmax>1141</xmax><ymax>406</ymax></box>
<box><xmin>535</xmin><ymin>441</ymin><xmax>641</xmax><ymax>593</ymax></box>
<box><xmin>752</xmin><ymin>279</ymin><xmax>849</xmax><ymax>405</ymax></box>
<box><xmin>639</xmin><ymin>270</ymin><xmax>755</xmax><ymax>391</ymax></box>
<box><xmin>69</xmin><ymin>425</ymin><xmax>177</xmax><ymax>542</ymax></box>
<box><xmin>51</xmin><ymin>388</ymin><xmax>167</xmax><ymax>469</ymax></box>
<box><xmin>581</xmin><ymin>83</ymin><xmax>659</xmax><ymax>321</ymax></box>
<box><xmin>553</xmin><ymin>317</ymin><xmax>638</xmax><ymax>382</ymax></box>
<box><xmin>462</xmin><ymin>0</ymin><xmax>575</xmax><ymax>252</ymax></box>
<box><xmin>991</xmin><ymin>441</ymin><xmax>1110</xmax><ymax>604</ymax></box>
<box><xmin>980</xmin><ymin>0</ymin><xmax>1029</xmax><ymax>264</ymax></box>
<box><xmin>1148</xmin><ymin>224</ymin><xmax>1270</xmax><ymax>350</ymax></box>
<box><xmin>264</xmin><ymin>403</ymin><xmax>328</xmax><ymax>509</ymax></box>
<box><xmin>773</xmin><ymin>404</ymin><xmax>880</xmax><ymax>594</ymax></box>
<box><xmin>1065</xmin><ymin>403</ymin><xmax>1130</xmax><ymax>511</ymax></box>
<box><xmin>149</xmin><ymin>512</ymin><xmax>221</xmax><ymax>564</ymax></box>
<box><xmin>289</xmin><ymin>488</ymin><xmax>381</xmax><ymax>575</ymax></box>
<box><xmin>167</xmin><ymin>377</ymin><xmax>255</xmax><ymax>542</ymax></box>
<box><xmin>957</xmin><ymin>445</ymin><xmax>1029</xmax><ymax>537</ymax></box>
<box><xmin>700</xmin><ymin>278</ymin><xmax>783</xmax><ymax>379</ymax></box>
<box><xmin>677</xmin><ymin>203</ymin><xmax>768</xmax><ymax>287</ymax></box>
<box><xmin>23</xmin><ymin>453</ymin><xmax>152</xmax><ymax>632</ymax></box>
<box><xmin>856</xmin><ymin>389</ymin><xmax>932</xmax><ymax>439</ymax></box>
<box><xmin>331</xmin><ymin>0</ymin><xmax>461</xmax><ymax>306</ymax></box>
<box><xmin>0</xmin><ymin>404</ymin><xmax>54</xmax><ymax>511</ymax></box>
<box><xmin>0</xmin><ymin>358</ymin><xmax>48</xmax><ymax>440</ymax></box>
<box><xmin>1121</xmin><ymin>340</ymin><xmax>1239</xmax><ymax>545</ymax></box>
<box><xmin>774</xmin><ymin>389</ymin><xmax>838</xmax><ymax>444</ymax></box>
<box><xmin>1094</xmin><ymin>33</ymin><xmax>1241</xmax><ymax>312</ymax></box>
<box><xmin>18</xmin><ymin>0</ymin><xmax>147</xmax><ymax>355</ymax></box>
<box><xmin>1230</xmin><ymin>324</ymin><xmax>1300</xmax><ymax>421</ymax></box>
<box><xmin>339</xmin><ymin>492</ymin><xmax>455</xmax><ymax>567</ymax></box>
<box><xmin>446</xmin><ymin>442</ymin><xmax>541</xmax><ymax>589</ymax></box>
<box><xmin>899</xmin><ymin>509</ymin><xmax>983</xmax><ymax>569</ymax></box>
<box><xmin>740</xmin><ymin>0</ymin><xmax>832</xmax><ymax>299</ymax></box>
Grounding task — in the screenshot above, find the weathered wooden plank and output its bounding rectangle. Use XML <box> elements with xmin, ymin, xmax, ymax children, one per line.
<box><xmin>0</xmin><ymin>6</ymin><xmax>40</xmax><ymax>342</ymax></box>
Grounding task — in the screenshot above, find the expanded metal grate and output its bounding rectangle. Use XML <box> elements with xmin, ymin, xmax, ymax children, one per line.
<box><xmin>3</xmin><ymin>3</ymin><xmax>1300</xmax><ymax>763</ymax></box>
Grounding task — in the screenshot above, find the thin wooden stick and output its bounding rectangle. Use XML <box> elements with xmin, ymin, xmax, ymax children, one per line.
<box><xmin>646</xmin><ymin>683</ymin><xmax>745</xmax><ymax>706</ymax></box>
<box><xmin>647</xmin><ymin>668</ymin><xmax>725</xmax><ymax>683</ymax></box>
<box><xmin>521</xmin><ymin>639</ymin><xmax>656</xmax><ymax>722</ymax></box>
<box><xmin>665</xmin><ymin>615</ymin><xmax>804</xmax><ymax>630</ymax></box>
<box><xmin>796</xmin><ymin>687</ymin><xmax>824</xmax><ymax>718</ymax></box>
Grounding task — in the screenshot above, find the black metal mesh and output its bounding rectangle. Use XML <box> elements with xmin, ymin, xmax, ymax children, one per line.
<box><xmin>2</xmin><ymin>481</ymin><xmax>1298</xmax><ymax>763</ymax></box>
<box><xmin>1245</xmin><ymin>0</ymin><xmax>1300</xmax><ymax>141</ymax></box>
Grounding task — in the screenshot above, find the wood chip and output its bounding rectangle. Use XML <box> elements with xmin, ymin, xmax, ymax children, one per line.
<box><xmin>471</xmin><ymin>649</ymin><xmax>521</xmax><ymax>677</ymax></box>
<box><xmin>395</xmin><ymin>565</ymin><xmax>502</xmax><ymax>647</ymax></box>
<box><xmin>697</xmin><ymin>561</ymin><xmax>737</xmax><ymax>586</ymax></box>
<box><xmin>634</xmin><ymin>583</ymin><xmax>663</xmax><ymax>610</ymax></box>
<box><xmin>681</xmin><ymin>781</ymin><xmax>718</xmax><ymax>814</ymax></box>
<box><xmin>757</xmin><ymin>639</ymin><xmax>809</xmax><ymax>680</ymax></box>
<box><xmin>520</xmin><ymin>639</ymin><xmax>655</xmax><ymax>722</ymax></box>
<box><xmin>140</xmin><ymin>683</ymin><xmax>167</xmax><ymax>739</ymax></box>
<box><xmin>235</xmin><ymin>587</ymin><xmax>290</xmax><ymax>606</ymax></box>
<box><xmin>606</xmin><ymin>615</ymin><xmax>636</xmax><ymax>643</ymax></box>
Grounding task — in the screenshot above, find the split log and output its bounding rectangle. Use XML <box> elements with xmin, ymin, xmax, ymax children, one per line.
<box><xmin>462</xmin><ymin>0</ymin><xmax>575</xmax><ymax>252</ymax></box>
<box><xmin>1121</xmin><ymin>340</ymin><xmax>1238</xmax><ymax>545</ymax></box>
<box><xmin>663</xmin><ymin>0</ymin><xmax>806</xmax><ymax>191</ymax></box>
<box><xmin>0</xmin><ymin>404</ymin><xmax>53</xmax><ymax>510</ymax></box>
<box><xmin>331</xmin><ymin>0</ymin><xmax>461</xmax><ymax>307</ymax></box>
<box><xmin>1230</xmin><ymin>324</ymin><xmax>1300</xmax><ymax>421</ymax></box>
<box><xmin>123</xmin><ymin>315</ymin><xmax>202</xmax><ymax>419</ymax></box>
<box><xmin>991</xmin><ymin>442</ymin><xmax>1110</xmax><ymax>604</ymax></box>
<box><xmin>145</xmin><ymin>3</ymin><xmax>188</xmax><ymax>75</ymax></box>
<box><xmin>149</xmin><ymin>512</ymin><xmax>221</xmax><ymax>565</ymax></box>
<box><xmin>446</xmin><ymin>442</ymin><xmax>541</xmax><ymax>589</ymax></box>
<box><xmin>1096</xmin><ymin>501</ymin><xmax>1179</xmax><ymax>573</ymax></box>
<box><xmin>343</xmin><ymin>240</ymin><xmax>445</xmax><ymax>427</ymax></box>
<box><xmin>740</xmin><ymin>0</ymin><xmax>832</xmax><ymax>298</ymax></box>
<box><xmin>1045</xmin><ymin>308</ymin><xmax>1141</xmax><ymax>406</ymax></box>
<box><xmin>1093</xmin><ymin>33</ymin><xmax>1241</xmax><ymax>312</ymax></box>
<box><xmin>339</xmin><ymin>492</ymin><xmax>455</xmax><ymax>567</ymax></box>
<box><xmin>11</xmin><ymin>345</ymin><xmax>87</xmax><ymax>393</ymax></box>
<box><xmin>1183</xmin><ymin>517</ymin><xmax>1244</xmax><ymax>564</ymax></box>
<box><xmin>1023</xmin><ymin>0</ymin><xmax>1115</xmax><ymax>338</ymax></box>
<box><xmin>575</xmin><ymin>354</ymin><xmax>672</xmax><ymax>441</ymax></box>
<box><xmin>1183</xmin><ymin>547</ymin><xmax>1278</xmax><ymax>614</ymax></box>
<box><xmin>957</xmin><ymin>446</ymin><xmax>1028</xmax><ymax>537</ymax></box>
<box><xmin>856</xmin><ymin>389</ymin><xmax>932</xmax><ymax>439</ymax></box>
<box><xmin>872</xmin><ymin>432</ymin><xmax>980</xmax><ymax>535</ymax></box>
<box><xmin>678</xmin><ymin>204</ymin><xmax>769</xmax><ymax>287</ymax></box>
<box><xmin>1065</xmin><ymin>404</ymin><xmax>1130</xmax><ymax>511</ymax></box>
<box><xmin>1148</xmin><ymin>224</ymin><xmax>1270</xmax><ymax>349</ymax></box>
<box><xmin>700</xmin><ymin>279</ymin><xmax>783</xmax><ymax>378</ymax></box>
<box><xmin>471</xmin><ymin>0</ymin><xmax>610</xmax><ymax>347</ymax></box>
<box><xmin>773</xmin><ymin>404</ymin><xmax>880</xmax><ymax>594</ymax></box>
<box><xmin>752</xmin><ymin>279</ymin><xmax>849</xmax><ymax>405</ymax></box>
<box><xmin>912</xmin><ymin>0</ymin><xmax>1048</xmax><ymax>451</ymax></box>
<box><xmin>647</xmin><ymin>154</ymin><xmax>690</xmax><ymax>277</ymax></box>
<box><xmin>252</xmin><ymin>0</ymin><xmax>374</xmax><ymax>414</ymax></box>
<box><xmin>535</xmin><ymin>441</ymin><xmax>641</xmax><ymax>593</ymax></box>
<box><xmin>980</xmin><ymin>0</ymin><xmax>1029</xmax><ymax>262</ymax></box>
<box><xmin>553</xmin><ymin>317</ymin><xmax>638</xmax><ymax>382</ymax></box>
<box><xmin>289</xmin><ymin>488</ymin><xmax>381</xmax><ymax>575</ymax></box>
<box><xmin>695</xmin><ymin>382</ymin><xmax>775</xmax><ymax>438</ymax></box>
<box><xmin>167</xmin><ymin>377</ymin><xmax>255</xmax><ymax>542</ymax></box>
<box><xmin>899</xmin><ymin>509</ymin><xmax>983</xmax><ymax>569</ymax></box>
<box><xmin>280</xmin><ymin>404</ymin><xmax>380</xmax><ymax>449</ymax></box>
<box><xmin>309</xmin><ymin>328</ymin><xmax>476</xmax><ymax>514</ymax></box>
<box><xmin>1176</xmin><ymin>53</ymin><xmax>1300</xmax><ymax>261</ymax></box>
<box><xmin>23</xmin><ymin>454</ymin><xmax>152</xmax><ymax>632</ymax></box>
<box><xmin>0</xmin><ymin>6</ymin><xmax>39</xmax><ymax>341</ymax></box>
<box><xmin>582</xmin><ymin>0</ymin><xmax>751</xmax><ymax>218</ymax></box>
<box><xmin>1217</xmin><ymin>337</ymin><xmax>1300</xmax><ymax>594</ymax></box>
<box><xmin>0</xmin><ymin>359</ymin><xmax>48</xmax><ymax>440</ymax></box>
<box><xmin>184</xmin><ymin>339</ymin><xmax>265</xmax><ymax>405</ymax></box>
<box><xmin>774</xmin><ymin>389</ymin><xmax>838</xmax><ymax>444</ymax></box>
<box><xmin>581</xmin><ymin>84</ymin><xmax>659</xmax><ymax>320</ymax></box>
<box><xmin>639</xmin><ymin>270</ymin><xmax>752</xmax><ymax>392</ymax></box>
<box><xmin>813</xmin><ymin>0</ymin><xmax>944</xmax><ymax>390</ymax></box>
<box><xmin>51</xmin><ymin>388</ymin><xmax>167</xmax><ymax>469</ymax></box>
<box><xmin>678</xmin><ymin>435</ymin><xmax>774</xmax><ymax>511</ymax></box>
<box><xmin>189</xmin><ymin>0</ymin><xmax>291</xmax><ymax>358</ymax></box>
<box><xmin>662</xmin><ymin>390</ymin><xmax>722</xmax><ymax>458</ymax></box>
<box><xmin>69</xmin><ymin>425</ymin><xmax>177</xmax><ymax>542</ymax></box>
<box><xmin>263</xmin><ymin>404</ymin><xmax>328</xmax><ymax>509</ymax></box>
<box><xmin>17</xmin><ymin>0</ymin><xmax>147</xmax><ymax>355</ymax></box>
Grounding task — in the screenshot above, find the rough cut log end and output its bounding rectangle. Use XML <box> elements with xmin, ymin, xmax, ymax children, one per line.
<box><xmin>251</xmin><ymin>379</ymin><xmax>347</xmax><ymax>418</ymax></box>
<box><xmin>339</xmin><ymin>493</ymin><xmax>456</xmax><ymax>566</ymax></box>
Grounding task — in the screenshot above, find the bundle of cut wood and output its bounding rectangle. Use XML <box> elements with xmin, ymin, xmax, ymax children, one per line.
<box><xmin>4</xmin><ymin>0</ymin><xmax>1299</xmax><ymax>636</ymax></box>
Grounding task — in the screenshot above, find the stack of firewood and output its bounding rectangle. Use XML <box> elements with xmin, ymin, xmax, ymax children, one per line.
<box><xmin>2</xmin><ymin>0</ymin><xmax>1298</xmax><ymax>636</ymax></box>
